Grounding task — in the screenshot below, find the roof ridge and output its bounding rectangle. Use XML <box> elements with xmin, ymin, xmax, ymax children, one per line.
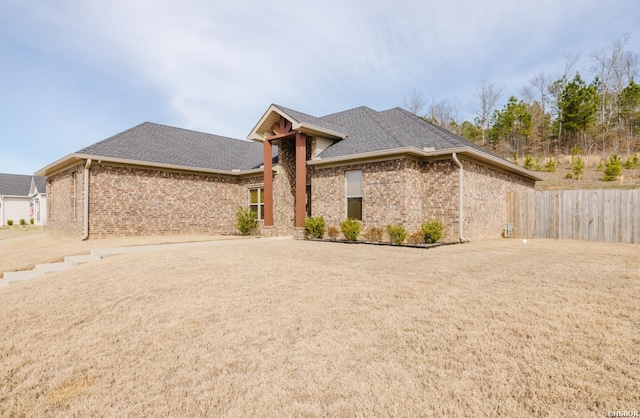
<box><xmin>362</xmin><ymin>107</ymin><xmax>406</xmax><ymax>149</ymax></box>
<box><xmin>138</xmin><ymin>122</ymin><xmax>246</xmax><ymax>142</ymax></box>
<box><xmin>320</xmin><ymin>105</ymin><xmax>373</xmax><ymax>119</ymax></box>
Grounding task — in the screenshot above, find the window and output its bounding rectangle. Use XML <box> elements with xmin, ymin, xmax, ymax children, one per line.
<box><xmin>306</xmin><ymin>184</ymin><xmax>312</xmax><ymax>217</ymax></box>
<box><xmin>346</xmin><ymin>170</ymin><xmax>362</xmax><ymax>220</ymax></box>
<box><xmin>249</xmin><ymin>187</ymin><xmax>264</xmax><ymax>220</ymax></box>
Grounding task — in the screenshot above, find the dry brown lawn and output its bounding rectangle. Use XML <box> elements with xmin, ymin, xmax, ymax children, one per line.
<box><xmin>534</xmin><ymin>153</ymin><xmax>640</xmax><ymax>190</ymax></box>
<box><xmin>0</xmin><ymin>238</ymin><xmax>638</xmax><ymax>417</ymax></box>
<box><xmin>0</xmin><ymin>229</ymin><xmax>240</xmax><ymax>278</ymax></box>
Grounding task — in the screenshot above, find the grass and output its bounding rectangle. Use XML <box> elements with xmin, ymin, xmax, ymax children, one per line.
<box><xmin>532</xmin><ymin>153</ymin><xmax>640</xmax><ymax>190</ymax></box>
<box><xmin>0</xmin><ymin>225</ymin><xmax>43</xmax><ymax>240</ymax></box>
<box><xmin>0</xmin><ymin>238</ymin><xmax>638</xmax><ymax>416</ymax></box>
<box><xmin>0</xmin><ymin>229</ymin><xmax>241</xmax><ymax>278</ymax></box>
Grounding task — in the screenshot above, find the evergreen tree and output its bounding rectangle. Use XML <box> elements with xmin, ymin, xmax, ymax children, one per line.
<box><xmin>488</xmin><ymin>96</ymin><xmax>532</xmax><ymax>153</ymax></box>
<box><xmin>558</xmin><ymin>73</ymin><xmax>600</xmax><ymax>151</ymax></box>
<box><xmin>619</xmin><ymin>80</ymin><xmax>640</xmax><ymax>153</ymax></box>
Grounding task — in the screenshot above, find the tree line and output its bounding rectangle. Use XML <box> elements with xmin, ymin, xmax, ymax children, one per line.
<box><xmin>404</xmin><ymin>34</ymin><xmax>640</xmax><ymax>157</ymax></box>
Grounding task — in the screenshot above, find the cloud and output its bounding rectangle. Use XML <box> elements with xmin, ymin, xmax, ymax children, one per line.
<box><xmin>1</xmin><ymin>0</ymin><xmax>639</xmax><ymax>174</ymax></box>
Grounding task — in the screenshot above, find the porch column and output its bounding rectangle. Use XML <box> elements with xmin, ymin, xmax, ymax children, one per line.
<box><xmin>295</xmin><ymin>132</ymin><xmax>306</xmax><ymax>227</ymax></box>
<box><xmin>263</xmin><ymin>138</ymin><xmax>273</xmax><ymax>226</ymax></box>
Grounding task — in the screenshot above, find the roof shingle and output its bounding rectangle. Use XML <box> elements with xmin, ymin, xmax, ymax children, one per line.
<box><xmin>77</xmin><ymin>122</ymin><xmax>272</xmax><ymax>171</ymax></box>
<box><xmin>0</xmin><ymin>173</ymin><xmax>37</xmax><ymax>196</ymax></box>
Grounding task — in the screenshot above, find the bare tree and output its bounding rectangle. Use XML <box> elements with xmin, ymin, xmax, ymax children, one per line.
<box><xmin>590</xmin><ymin>34</ymin><xmax>639</xmax><ymax>151</ymax></box>
<box><xmin>428</xmin><ymin>96</ymin><xmax>461</xmax><ymax>132</ymax></box>
<box><xmin>521</xmin><ymin>72</ymin><xmax>553</xmax><ymax>153</ymax></box>
<box><xmin>402</xmin><ymin>88</ymin><xmax>426</xmax><ymax>116</ymax></box>
<box><xmin>470</xmin><ymin>80</ymin><xmax>505</xmax><ymax>145</ymax></box>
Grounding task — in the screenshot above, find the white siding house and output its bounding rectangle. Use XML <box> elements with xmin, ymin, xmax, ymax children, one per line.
<box><xmin>0</xmin><ymin>173</ymin><xmax>47</xmax><ymax>226</ymax></box>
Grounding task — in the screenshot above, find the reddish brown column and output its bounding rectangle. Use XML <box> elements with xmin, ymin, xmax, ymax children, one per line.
<box><xmin>295</xmin><ymin>132</ymin><xmax>306</xmax><ymax>227</ymax></box>
<box><xmin>263</xmin><ymin>139</ymin><xmax>273</xmax><ymax>226</ymax></box>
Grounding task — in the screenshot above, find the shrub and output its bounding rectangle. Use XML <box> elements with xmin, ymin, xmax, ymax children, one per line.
<box><xmin>533</xmin><ymin>154</ymin><xmax>542</xmax><ymax>171</ymax></box>
<box><xmin>512</xmin><ymin>151</ymin><xmax>519</xmax><ymax>165</ymax></box>
<box><xmin>596</xmin><ymin>161</ymin><xmax>604</xmax><ymax>172</ymax></box>
<box><xmin>340</xmin><ymin>218</ymin><xmax>361</xmax><ymax>241</ymax></box>
<box><xmin>406</xmin><ymin>230</ymin><xmax>426</xmax><ymax>245</ymax></box>
<box><xmin>30</xmin><ymin>218</ymin><xmax>34</xmax><ymax>225</ymax></box>
<box><xmin>7</xmin><ymin>219</ymin><xmax>13</xmax><ymax>226</ymax></box>
<box><xmin>523</xmin><ymin>154</ymin><xmax>534</xmax><ymax>170</ymax></box>
<box><xmin>386</xmin><ymin>224</ymin><xmax>407</xmax><ymax>245</ymax></box>
<box><xmin>362</xmin><ymin>226</ymin><xmax>384</xmax><ymax>242</ymax></box>
<box><xmin>19</xmin><ymin>218</ymin><xmax>26</xmax><ymax>225</ymax></box>
<box><xmin>571</xmin><ymin>156</ymin><xmax>584</xmax><ymax>180</ymax></box>
<box><xmin>544</xmin><ymin>157</ymin><xmax>556</xmax><ymax>172</ymax></box>
<box><xmin>623</xmin><ymin>153</ymin><xmax>638</xmax><ymax>169</ymax></box>
<box><xmin>234</xmin><ymin>206</ymin><xmax>257</xmax><ymax>235</ymax></box>
<box><xmin>603</xmin><ymin>154</ymin><xmax>623</xmax><ymax>181</ymax></box>
<box><xmin>421</xmin><ymin>219</ymin><xmax>445</xmax><ymax>243</ymax></box>
<box><xmin>304</xmin><ymin>216</ymin><xmax>325</xmax><ymax>239</ymax></box>
<box><xmin>327</xmin><ymin>225</ymin><xmax>340</xmax><ymax>241</ymax></box>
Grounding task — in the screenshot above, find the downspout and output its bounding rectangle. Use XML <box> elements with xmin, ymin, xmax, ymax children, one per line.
<box><xmin>451</xmin><ymin>153</ymin><xmax>468</xmax><ymax>243</ymax></box>
<box><xmin>81</xmin><ymin>159</ymin><xmax>92</xmax><ymax>240</ymax></box>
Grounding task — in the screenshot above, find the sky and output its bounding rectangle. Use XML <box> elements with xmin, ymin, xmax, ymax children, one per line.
<box><xmin>1</xmin><ymin>0</ymin><xmax>639</xmax><ymax>175</ymax></box>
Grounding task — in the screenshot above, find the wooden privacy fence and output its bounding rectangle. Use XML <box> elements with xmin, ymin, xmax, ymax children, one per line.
<box><xmin>507</xmin><ymin>189</ymin><xmax>640</xmax><ymax>244</ymax></box>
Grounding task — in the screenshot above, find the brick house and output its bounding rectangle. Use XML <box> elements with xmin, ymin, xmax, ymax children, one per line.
<box><xmin>36</xmin><ymin>104</ymin><xmax>542</xmax><ymax>240</ymax></box>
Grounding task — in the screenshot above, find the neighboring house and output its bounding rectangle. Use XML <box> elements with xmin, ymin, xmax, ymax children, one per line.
<box><xmin>0</xmin><ymin>173</ymin><xmax>47</xmax><ymax>226</ymax></box>
<box><xmin>36</xmin><ymin>104</ymin><xmax>543</xmax><ymax>240</ymax></box>
<box><xmin>29</xmin><ymin>176</ymin><xmax>47</xmax><ymax>226</ymax></box>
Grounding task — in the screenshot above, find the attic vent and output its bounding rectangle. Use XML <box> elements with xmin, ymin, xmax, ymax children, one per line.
<box><xmin>423</xmin><ymin>147</ymin><xmax>435</xmax><ymax>152</ymax></box>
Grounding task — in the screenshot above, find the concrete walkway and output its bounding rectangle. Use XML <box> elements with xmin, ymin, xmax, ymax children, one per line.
<box><xmin>0</xmin><ymin>236</ymin><xmax>292</xmax><ymax>290</ymax></box>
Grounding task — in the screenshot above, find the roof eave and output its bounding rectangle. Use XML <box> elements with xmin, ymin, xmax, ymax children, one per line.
<box><xmin>36</xmin><ymin>154</ymin><xmax>268</xmax><ymax>178</ymax></box>
<box><xmin>34</xmin><ymin>154</ymin><xmax>85</xmax><ymax>177</ymax></box>
<box><xmin>308</xmin><ymin>146</ymin><xmax>544</xmax><ymax>181</ymax></box>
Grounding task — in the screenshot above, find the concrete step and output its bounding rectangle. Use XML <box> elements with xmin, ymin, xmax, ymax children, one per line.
<box><xmin>64</xmin><ymin>254</ymin><xmax>102</xmax><ymax>266</ymax></box>
<box><xmin>0</xmin><ymin>278</ymin><xmax>7</xmax><ymax>289</ymax></box>
<box><xmin>4</xmin><ymin>270</ymin><xmax>43</xmax><ymax>283</ymax></box>
<box><xmin>35</xmin><ymin>262</ymin><xmax>70</xmax><ymax>274</ymax></box>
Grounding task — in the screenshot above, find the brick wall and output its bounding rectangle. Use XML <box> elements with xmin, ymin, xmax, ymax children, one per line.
<box><xmin>420</xmin><ymin>159</ymin><xmax>460</xmax><ymax>241</ymax></box>
<box><xmin>310</xmin><ymin>159</ymin><xmax>430</xmax><ymax>233</ymax></box>
<box><xmin>46</xmin><ymin>164</ymin><xmax>85</xmax><ymax>237</ymax></box>
<box><xmin>462</xmin><ymin>159</ymin><xmax>534</xmax><ymax>240</ymax></box>
<box><xmin>309</xmin><ymin>157</ymin><xmax>534</xmax><ymax>242</ymax></box>
<box><xmin>47</xmin><ymin>162</ymin><xmax>260</xmax><ymax>238</ymax></box>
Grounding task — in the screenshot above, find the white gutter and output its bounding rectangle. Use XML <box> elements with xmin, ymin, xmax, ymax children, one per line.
<box><xmin>81</xmin><ymin>159</ymin><xmax>92</xmax><ymax>240</ymax></box>
<box><xmin>451</xmin><ymin>153</ymin><xmax>468</xmax><ymax>243</ymax></box>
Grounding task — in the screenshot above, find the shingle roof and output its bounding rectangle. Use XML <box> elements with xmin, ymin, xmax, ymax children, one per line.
<box><xmin>317</xmin><ymin>106</ymin><xmax>502</xmax><ymax>159</ymax></box>
<box><xmin>77</xmin><ymin>122</ymin><xmax>273</xmax><ymax>171</ymax></box>
<box><xmin>273</xmin><ymin>104</ymin><xmax>346</xmax><ymax>134</ymax></box>
<box><xmin>33</xmin><ymin>177</ymin><xmax>46</xmax><ymax>193</ymax></box>
<box><xmin>0</xmin><ymin>173</ymin><xmax>34</xmax><ymax>196</ymax></box>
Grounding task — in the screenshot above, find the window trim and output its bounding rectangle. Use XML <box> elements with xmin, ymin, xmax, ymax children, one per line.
<box><xmin>345</xmin><ymin>170</ymin><xmax>363</xmax><ymax>220</ymax></box>
<box><xmin>248</xmin><ymin>186</ymin><xmax>264</xmax><ymax>220</ymax></box>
